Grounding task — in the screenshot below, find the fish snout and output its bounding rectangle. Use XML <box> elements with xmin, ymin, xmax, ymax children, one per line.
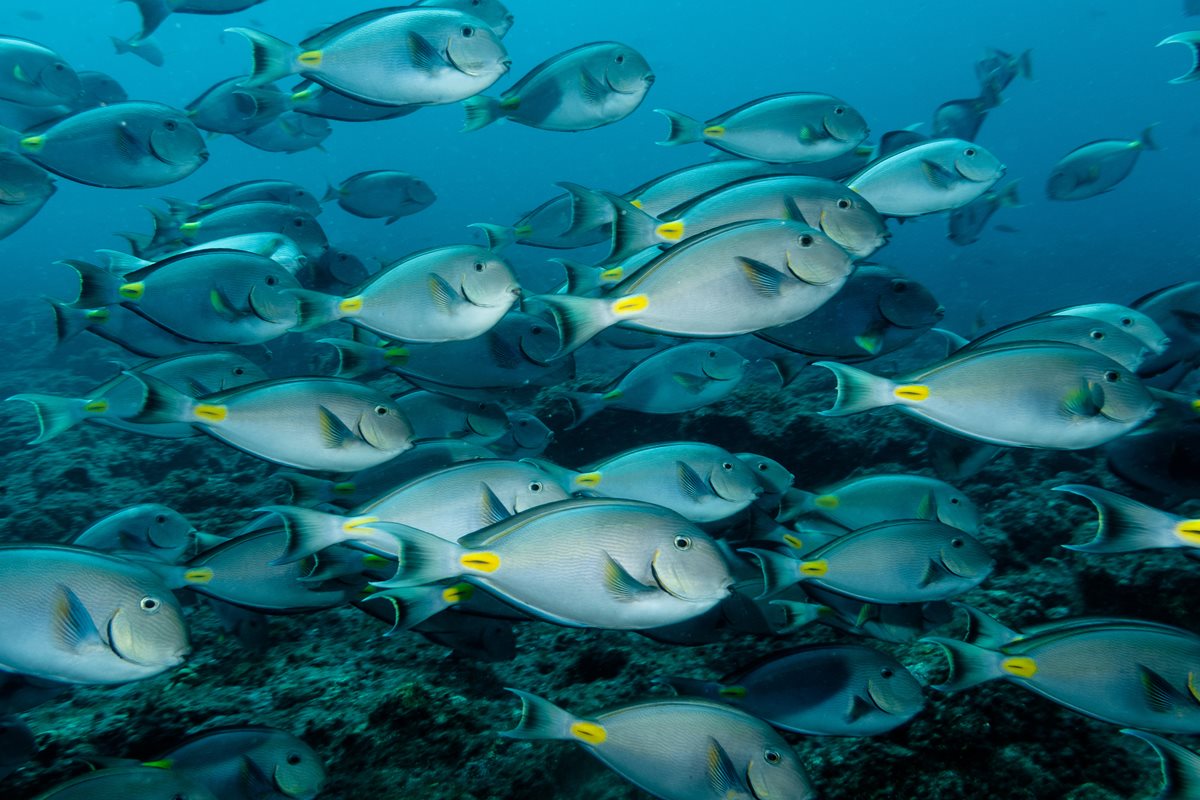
<box><xmin>644</xmin><ymin>73</ymin><xmax>656</xmax><ymax>85</ymax></box>
<box><xmin>499</xmin><ymin>58</ymin><xmax>513</xmax><ymax>71</ymax></box>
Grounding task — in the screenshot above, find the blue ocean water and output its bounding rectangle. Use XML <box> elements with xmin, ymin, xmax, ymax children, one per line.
<box><xmin>2</xmin><ymin>1</ymin><xmax>1200</xmax><ymax>799</ymax></box>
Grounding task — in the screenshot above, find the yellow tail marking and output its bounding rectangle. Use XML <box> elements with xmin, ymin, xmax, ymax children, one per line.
<box><xmin>19</xmin><ymin>135</ymin><xmax>44</xmax><ymax>152</ymax></box>
<box><xmin>703</xmin><ymin>125</ymin><xmax>726</xmax><ymax>138</ymax></box>
<box><xmin>119</xmin><ymin>282</ymin><xmax>145</xmax><ymax>300</ymax></box>
<box><xmin>332</xmin><ymin>481</ymin><xmax>357</xmax><ymax>495</ymax></box>
<box><xmin>629</xmin><ymin>199</ymin><xmax>644</xmax><ymax>209</ymax></box>
<box><xmin>782</xmin><ymin>533</ymin><xmax>804</xmax><ymax>550</ymax></box>
<box><xmin>800</xmin><ymin>559</ymin><xmax>828</xmax><ymax>577</ymax></box>
<box><xmin>384</xmin><ymin>346</ymin><xmax>409</xmax><ymax>365</ymax></box>
<box><xmin>656</xmin><ymin>221</ymin><xmax>685</xmax><ymax>241</ymax></box>
<box><xmin>574</xmin><ymin>472</ymin><xmax>602</xmax><ymax>488</ymax></box>
<box><xmin>194</xmin><ymin>404</ymin><xmax>227</xmax><ymax>422</ymax></box>
<box><xmin>599</xmin><ymin>266</ymin><xmax>624</xmax><ymax>282</ymax></box>
<box><xmin>569</xmin><ymin>721</ymin><xmax>607</xmax><ymax>745</ymax></box>
<box><xmin>718</xmin><ymin>685</ymin><xmax>748</xmax><ymax>699</ymax></box>
<box><xmin>344</xmin><ymin>516</ymin><xmax>379</xmax><ymax>532</ymax></box>
<box><xmin>83</xmin><ymin>399</ymin><xmax>109</xmax><ymax>414</ymax></box>
<box><xmin>461</xmin><ymin>552</ymin><xmax>501</xmax><ymax>573</ymax></box>
<box><xmin>813</xmin><ymin>494</ymin><xmax>839</xmax><ymax>509</ymax></box>
<box><xmin>1176</xmin><ymin>520</ymin><xmax>1200</xmax><ymax>545</ymax></box>
<box><xmin>894</xmin><ymin>384</ymin><xmax>930</xmax><ymax>401</ymax></box>
<box><xmin>179</xmin><ymin>221</ymin><xmax>200</xmax><ymax>236</ymax></box>
<box><xmin>1001</xmin><ymin>656</ymin><xmax>1037</xmax><ymax>678</ymax></box>
<box><xmin>184</xmin><ymin>567</ymin><xmax>213</xmax><ymax>584</ymax></box>
<box><xmin>338</xmin><ymin>296</ymin><xmax>364</xmax><ymax>314</ymax></box>
<box><xmin>442</xmin><ymin>583</ymin><xmax>474</xmax><ymax>603</ymax></box>
<box><xmin>612</xmin><ymin>294</ymin><xmax>648</xmax><ymax>315</ymax></box>
<box><xmin>298</xmin><ymin>49</ymin><xmax>323</xmax><ymax>66</ymax></box>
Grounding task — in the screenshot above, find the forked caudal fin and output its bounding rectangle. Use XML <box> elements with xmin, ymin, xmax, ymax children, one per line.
<box><xmin>811</xmin><ymin>361</ymin><xmax>907</xmax><ymax>416</ymax></box>
<box><xmin>1158</xmin><ymin>32</ymin><xmax>1200</xmax><ymax>84</ymax></box>
<box><xmin>654</xmin><ymin>108</ymin><xmax>706</xmax><ymax>146</ymax></box>
<box><xmin>501</xmin><ymin>688</ymin><xmax>606</xmax><ymax>745</ymax></box>
<box><xmin>1121</xmin><ymin>729</ymin><xmax>1200</xmax><ymax>800</ymax></box>
<box><xmin>1055</xmin><ymin>484</ymin><xmax>1194</xmax><ymax>553</ymax></box>
<box><xmin>226</xmin><ymin>27</ymin><xmax>304</xmax><ymax>87</ymax></box>
<box><xmin>534</xmin><ymin>293</ymin><xmax>648</xmax><ymax>357</ymax></box>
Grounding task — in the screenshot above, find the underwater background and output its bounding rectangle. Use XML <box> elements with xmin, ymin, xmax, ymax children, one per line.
<box><xmin>1</xmin><ymin>0</ymin><xmax>1199</xmax><ymax>798</ymax></box>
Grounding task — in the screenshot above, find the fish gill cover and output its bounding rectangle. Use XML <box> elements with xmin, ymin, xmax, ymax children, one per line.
<box><xmin>0</xmin><ymin>0</ymin><xmax>1198</xmax><ymax>798</ymax></box>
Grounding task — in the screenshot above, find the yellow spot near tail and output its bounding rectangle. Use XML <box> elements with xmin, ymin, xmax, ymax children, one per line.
<box><xmin>119</xmin><ymin>282</ymin><xmax>145</xmax><ymax>300</ymax></box>
<box><xmin>599</xmin><ymin>266</ymin><xmax>623</xmax><ymax>282</ymax></box>
<box><xmin>1192</xmin><ymin>399</ymin><xmax>1200</xmax><ymax>414</ymax></box>
<box><xmin>442</xmin><ymin>583</ymin><xmax>474</xmax><ymax>603</ymax></box>
<box><xmin>612</xmin><ymin>294</ymin><xmax>648</xmax><ymax>315</ymax></box>
<box><xmin>291</xmin><ymin>88</ymin><xmax>315</xmax><ymax>101</ymax></box>
<box><xmin>83</xmin><ymin>399</ymin><xmax>109</xmax><ymax>414</ymax></box>
<box><xmin>339</xmin><ymin>296</ymin><xmax>364</xmax><ymax>314</ymax></box>
<box><xmin>894</xmin><ymin>384</ymin><xmax>930</xmax><ymax>402</ymax></box>
<box><xmin>194</xmin><ymin>404</ymin><xmax>227</xmax><ymax>422</ymax></box>
<box><xmin>569</xmin><ymin>721</ymin><xmax>607</xmax><ymax>745</ymax></box>
<box><xmin>500</xmin><ymin>96</ymin><xmax>521</xmax><ymax>110</ymax></box>
<box><xmin>298</xmin><ymin>49</ymin><xmax>323</xmax><ymax>66</ymax></box>
<box><xmin>179</xmin><ymin>222</ymin><xmax>200</xmax><ymax>236</ymax></box>
<box><xmin>461</xmin><ymin>552</ymin><xmax>500</xmax><ymax>573</ymax></box>
<box><xmin>656</xmin><ymin>221</ymin><xmax>685</xmax><ymax>241</ymax></box>
<box><xmin>718</xmin><ymin>685</ymin><xmax>748</xmax><ymax>699</ymax></box>
<box><xmin>184</xmin><ymin>567</ymin><xmax>213</xmax><ymax>584</ymax></box>
<box><xmin>1001</xmin><ymin>656</ymin><xmax>1037</xmax><ymax>678</ymax></box>
<box><xmin>575</xmin><ymin>472</ymin><xmax>602</xmax><ymax>488</ymax></box>
<box><xmin>601</xmin><ymin>389</ymin><xmax>623</xmax><ymax>401</ymax></box>
<box><xmin>344</xmin><ymin>516</ymin><xmax>379</xmax><ymax>532</ymax></box>
<box><xmin>629</xmin><ymin>199</ymin><xmax>644</xmax><ymax>209</ymax></box>
<box><xmin>142</xmin><ymin>759</ymin><xmax>172</xmax><ymax>770</ymax></box>
<box><xmin>800</xmin><ymin>559</ymin><xmax>828</xmax><ymax>577</ymax></box>
<box><xmin>814</xmin><ymin>494</ymin><xmax>839</xmax><ymax>509</ymax></box>
<box><xmin>19</xmin><ymin>135</ymin><xmax>44</xmax><ymax>152</ymax></box>
<box><xmin>514</xmin><ymin>224</ymin><xmax>534</xmax><ymax>237</ymax></box>
<box><xmin>332</xmin><ymin>481</ymin><xmax>356</xmax><ymax>495</ymax></box>
<box><xmin>1176</xmin><ymin>520</ymin><xmax>1200</xmax><ymax>546</ymax></box>
<box><xmin>1189</xmin><ymin>672</ymin><xmax>1200</xmax><ymax>704</ymax></box>
<box><xmin>86</xmin><ymin>308</ymin><xmax>110</xmax><ymax>323</ymax></box>
<box><xmin>384</xmin><ymin>346</ymin><xmax>409</xmax><ymax>365</ymax></box>
<box><xmin>703</xmin><ymin>125</ymin><xmax>726</xmax><ymax>138</ymax></box>
<box><xmin>361</xmin><ymin>554</ymin><xmax>390</xmax><ymax>567</ymax></box>
<box><xmin>782</xmin><ymin>533</ymin><xmax>804</xmax><ymax>550</ymax></box>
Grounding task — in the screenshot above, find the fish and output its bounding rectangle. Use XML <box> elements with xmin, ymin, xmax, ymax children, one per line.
<box><xmin>0</xmin><ymin>151</ymin><xmax>54</xmax><ymax>241</ymax></box>
<box><xmin>815</xmin><ymin>342</ymin><xmax>1158</xmax><ymax>449</ymax></box>
<box><xmin>562</xmin><ymin>342</ymin><xmax>749</xmax><ymax>427</ymax></box>
<box><xmin>1048</xmin><ymin>303</ymin><xmax>1172</xmax><ymax>357</ymax></box>
<box><xmin>603</xmin><ymin>174</ymin><xmax>889</xmax><ymax>262</ymax></box>
<box><xmin>266</xmin><ymin>458</ymin><xmax>571</xmax><ymax>562</ymax></box>
<box><xmin>66</xmin><ymin>250</ymin><xmax>301</xmax><ymax>345</ymax></box>
<box><xmin>323</xmin><ymin>170</ymin><xmax>436</xmax><ymax>224</ymax></box>
<box><xmin>289</xmin><ymin>81</ymin><xmax>419</xmax><ymax>123</ymax></box>
<box><xmin>1046</xmin><ymin>127</ymin><xmax>1159</xmax><ymax>201</ymax></box>
<box><xmin>234</xmin><ymin>112</ymin><xmax>331</xmax><ymax>153</ymax></box>
<box><xmin>289</xmin><ymin>244</ymin><xmax>520</xmax><ymax>342</ymax></box>
<box><xmin>932</xmin><ymin>83</ymin><xmax>1000</xmax><ymax>141</ymax></box>
<box><xmin>848</xmin><ymin>137</ymin><xmax>1005</xmax><ymax>217</ymax></box>
<box><xmin>8</xmin><ymin>351</ymin><xmax>269</xmax><ymax>443</ymax></box>
<box><xmin>737</xmin><ymin>454</ymin><xmax>794</xmax><ymax>507</ymax></box>
<box><xmin>502</xmin><ymin>691</ymin><xmax>816</xmax><ymax>800</ymax></box>
<box><xmin>1055</xmin><ymin>484</ymin><xmax>1200</xmax><ymax>554</ymax></box>
<box><xmin>0</xmin><ymin>102</ymin><xmax>208</xmax><ymax>189</ymax></box>
<box><xmin>99</xmin><ymin>232</ymin><xmax>309</xmax><ymax>276</ymax></box>
<box><xmin>947</xmin><ymin>181</ymin><xmax>1020</xmax><ymax>246</ymax></box>
<box><xmin>229</xmin><ymin>8</ymin><xmax>510</xmax><ymax>106</ymax></box>
<box><xmin>413</xmin><ymin>0</ymin><xmax>514</xmax><ymax>37</ymax></box>
<box><xmin>74</xmin><ymin>70</ymin><xmax>127</xmax><ymax>109</ymax></box>
<box><xmin>1120</xmin><ymin>730</ymin><xmax>1200</xmax><ymax>800</ymax></box>
<box><xmin>72</xmin><ymin>504</ymin><xmax>196</xmax><ymax>563</ymax></box>
<box><xmin>185</xmin><ymin>77</ymin><xmax>288</xmax><ymax>134</ymax></box>
<box><xmin>665</xmin><ymin>643</ymin><xmax>925</xmax><ymax>736</ymax></box>
<box><xmin>656</xmin><ymin>93</ymin><xmax>869</xmax><ymax>163</ymax></box>
<box><xmin>959</xmin><ymin>312</ymin><xmax>1161</xmax><ymax>372</ymax></box>
<box><xmin>147</xmin><ymin>201</ymin><xmax>328</xmax><ymax>261</ymax></box>
<box><xmin>806</xmin><ymin>586</ymin><xmax>956</xmax><ymax>644</ymax></box>
<box><xmin>463</xmin><ymin>42</ymin><xmax>653</xmax><ymax>132</ymax></box>
<box><xmin>127</xmin><ymin>375</ymin><xmax>416</xmax><ymax>471</ymax></box>
<box><xmin>757</xmin><ymin>264</ymin><xmax>944</xmax><ymax>360</ymax></box>
<box><xmin>1105</xmin><ymin>413</ymin><xmax>1200</xmax><ymax>499</ymax></box>
<box><xmin>47</xmin><ymin>300</ymin><xmax>213</xmax><ymax>358</ymax></box>
<box><xmin>0</xmin><ymin>545</ymin><xmax>189</xmax><ymax>684</ymax></box>
<box><xmin>110</xmin><ymin>35</ymin><xmax>164</xmax><ymax>68</ymax></box>
<box><xmin>926</xmin><ymin>605</ymin><xmax>1200</xmax><ymax>733</ymax></box>
<box><xmin>1133</xmin><ymin>282</ymin><xmax>1200</xmax><ymax>381</ymax></box>
<box><xmin>536</xmin><ymin>219</ymin><xmax>854</xmax><ymax>355</ymax></box>
<box><xmin>32</xmin><ymin>765</ymin><xmax>219</xmax><ymax>800</ymax></box>
<box><xmin>170</xmin><ymin>179</ymin><xmax>322</xmax><ymax>218</ymax></box>
<box><xmin>394</xmin><ymin>390</ymin><xmax>511</xmax><ymax>444</ymax></box>
<box><xmin>975</xmin><ymin>47</ymin><xmax>1033</xmax><ymax>94</ymax></box>
<box><xmin>145</xmin><ymin>726</ymin><xmax>326</xmax><ymax>800</ymax></box>
<box><xmin>490</xmin><ymin>412</ymin><xmax>554</xmax><ymax>458</ymax></box>
<box><xmin>0</xmin><ymin>36</ymin><xmax>81</xmax><ymax>106</ymax></box>
<box><xmin>1158</xmin><ymin>32</ymin><xmax>1200</xmax><ymax>83</ymax></box>
<box><xmin>780</xmin><ymin>473</ymin><xmax>979</xmax><ymax>533</ymax></box>
<box><xmin>371</xmin><ymin>498</ymin><xmax>734</xmax><ymax>629</ymax></box>
<box><xmin>125</xmin><ymin>0</ymin><xmax>269</xmax><ymax>39</ymax></box>
<box><xmin>535</xmin><ymin>442</ymin><xmax>762</xmax><ymax>525</ymax></box>
<box><xmin>745</xmin><ymin>519</ymin><xmax>992</xmax><ymax>603</ymax></box>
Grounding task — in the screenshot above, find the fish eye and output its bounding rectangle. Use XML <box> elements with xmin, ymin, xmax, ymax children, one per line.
<box><xmin>530</xmin><ymin>325</ymin><xmax>544</xmax><ymax>335</ymax></box>
<box><xmin>374</xmin><ymin>405</ymin><xmax>389</xmax><ymax>415</ymax></box>
<box><xmin>286</xmin><ymin>753</ymin><xmax>302</xmax><ymax>765</ymax></box>
<box><xmin>140</xmin><ymin>596</ymin><xmax>161</xmax><ymax>612</ymax></box>
<box><xmin>721</xmin><ymin>462</ymin><xmax>733</xmax><ymax>470</ymax></box>
<box><xmin>964</xmin><ymin>148</ymin><xmax>977</xmax><ymax>157</ymax></box>
<box><xmin>164</xmin><ymin>119</ymin><xmax>178</xmax><ymax>131</ymax></box>
<box><xmin>707</xmin><ymin>350</ymin><xmax>717</xmax><ymax>357</ymax></box>
<box><xmin>880</xmin><ymin>667</ymin><xmax>894</xmax><ymax>679</ymax></box>
<box><xmin>529</xmin><ymin>481</ymin><xmax>543</xmax><ymax>493</ymax></box>
<box><xmin>233</xmin><ymin>367</ymin><xmax>245</xmax><ymax>375</ymax></box>
<box><xmin>673</xmin><ymin>535</ymin><xmax>692</xmax><ymax>550</ymax></box>
<box><xmin>764</xmin><ymin>749</ymin><xmax>782</xmax><ymax>765</ymax></box>
<box><xmin>155</xmin><ymin>513</ymin><xmax>168</xmax><ymax>524</ymax></box>
<box><xmin>1089</xmin><ymin>330</ymin><xmax>1105</xmax><ymax>340</ymax></box>
<box><xmin>474</xmin><ymin>262</ymin><xmax>485</xmax><ymax>272</ymax></box>
<box><xmin>461</xmin><ymin>25</ymin><xmax>475</xmax><ymax>37</ymax></box>
<box><xmin>615</xmin><ymin>54</ymin><xmax>625</xmax><ymax>64</ymax></box>
<box><xmin>54</xmin><ymin>63</ymin><xmax>65</xmax><ymax>72</ymax></box>
<box><xmin>265</xmin><ymin>275</ymin><xmax>278</xmax><ymax>286</ymax></box>
<box><xmin>1120</xmin><ymin>317</ymin><xmax>1133</xmax><ymax>327</ymax></box>
<box><xmin>757</xmin><ymin>463</ymin><xmax>769</xmax><ymax>471</ymax></box>
<box><xmin>892</xmin><ymin>280</ymin><xmax>908</xmax><ymax>293</ymax></box>
<box><xmin>950</xmin><ymin>497</ymin><xmax>960</xmax><ymax>505</ymax></box>
<box><xmin>798</xmin><ymin>234</ymin><xmax>814</xmax><ymax>247</ymax></box>
<box><xmin>836</xmin><ymin>198</ymin><xmax>851</xmax><ymax>210</ymax></box>
<box><xmin>950</xmin><ymin>538</ymin><xmax>964</xmax><ymax>549</ymax></box>
<box><xmin>292</xmin><ymin>217</ymin><xmax>305</xmax><ymax>228</ymax></box>
<box><xmin>1104</xmin><ymin>370</ymin><xmax>1120</xmax><ymax>382</ymax></box>
<box><xmin>833</xmin><ymin>106</ymin><xmax>845</xmax><ymax>115</ymax></box>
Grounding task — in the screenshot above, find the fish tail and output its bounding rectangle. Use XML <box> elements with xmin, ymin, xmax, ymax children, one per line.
<box><xmin>114</xmin><ymin>231</ymin><xmax>150</xmax><ymax>257</ymax></box>
<box><xmin>287</xmin><ymin>288</ymin><xmax>347</xmax><ymax>332</ymax></box>
<box><xmin>60</xmin><ymin>258</ymin><xmax>123</xmax><ymax>307</ymax></box>
<box><xmin>1055</xmin><ymin>484</ymin><xmax>1182</xmax><ymax>553</ymax></box>
<box><xmin>468</xmin><ymin>222</ymin><xmax>517</xmax><ymax>251</ymax></box>
<box><xmin>1160</xmin><ymin>32</ymin><xmax>1200</xmax><ymax>84</ymax></box>
<box><xmin>739</xmin><ymin>548</ymin><xmax>802</xmax><ymax>598</ymax></box>
<box><xmin>659</xmin><ymin>676</ymin><xmax>719</xmax><ymax>699</ymax></box>
<box><xmin>551</xmin><ymin>258</ymin><xmax>606</xmax><ymax>296</ymax></box>
<box><xmin>94</xmin><ymin>249</ymin><xmax>152</xmax><ymax>275</ymax></box>
<box><xmin>1120</xmin><ymin>730</ymin><xmax>1200</xmax><ymax>798</ymax></box>
<box><xmin>769</xmin><ymin>599</ymin><xmax>830</xmax><ymax>633</ymax></box>
<box><xmin>519</xmin><ymin>458</ymin><xmax>579</xmax><ymax>492</ymax></box>
<box><xmin>318</xmin><ymin>337</ymin><xmax>384</xmax><ymax>379</ymax></box>
<box><xmin>654</xmin><ymin>108</ymin><xmax>705</xmax><ymax>146</ymax></box>
<box><xmin>121</xmin><ymin>0</ymin><xmax>171</xmax><ymax>39</ymax></box>
<box><xmin>109</xmin><ymin>35</ymin><xmax>132</xmax><ymax>55</ymax></box>
<box><xmin>275</xmin><ymin>472</ymin><xmax>336</xmax><ymax>506</ymax></box>
<box><xmin>764</xmin><ymin>355</ymin><xmax>810</xmax><ymax>388</ymax></box>
<box><xmin>1017</xmin><ymin>49</ymin><xmax>1034</xmax><ymax>81</ymax></box>
<box><xmin>534</xmin><ymin>293</ymin><xmax>627</xmax><ymax>357</ymax></box>
<box><xmin>921</xmin><ymin>636</ymin><xmax>1005</xmax><ymax>692</ymax></box>
<box><xmin>320</xmin><ymin>182</ymin><xmax>339</xmax><ymax>203</ymax></box>
<box><xmin>226</xmin><ymin>27</ymin><xmax>301</xmax><ymax>87</ymax></box>
<box><xmin>811</xmin><ymin>361</ymin><xmax>897</xmax><ymax>416</ymax></box>
<box><xmin>954</xmin><ymin>603</ymin><xmax>1022</xmax><ymax>648</ymax></box>
<box><xmin>775</xmin><ymin>488</ymin><xmax>817</xmax><ymax>523</ymax></box>
<box><xmin>257</xmin><ymin>505</ymin><xmax>367</xmax><ymax>564</ymax></box>
<box><xmin>461</xmin><ymin>95</ymin><xmax>505</xmax><ymax>132</ymax></box>
<box><xmin>161</xmin><ymin>196</ymin><xmax>199</xmax><ymax>220</ymax></box>
<box><xmin>562</xmin><ymin>391</ymin><xmax>608</xmax><ymax>428</ymax></box>
<box><xmin>145</xmin><ymin>203</ymin><xmax>181</xmax><ymax>245</ymax></box>
<box><xmin>367</xmin><ymin>522</ymin><xmax>464</xmax><ymax>589</ymax></box>
<box><xmin>46</xmin><ymin>299</ymin><xmax>99</xmax><ymax>344</ymax></box>
<box><xmin>123</xmin><ymin>371</ymin><xmax>196</xmax><ymax>425</ymax></box>
<box><xmin>5</xmin><ymin>394</ymin><xmax>89</xmax><ymax>444</ymax></box>
<box><xmin>1140</xmin><ymin>124</ymin><xmax>1161</xmax><ymax>151</ymax></box>
<box><xmin>361</xmin><ymin>584</ymin><xmax>461</xmax><ymax>632</ymax></box>
<box><xmin>0</xmin><ymin>123</ymin><xmax>20</xmax><ymax>152</ymax></box>
<box><xmin>556</xmin><ymin>181</ymin><xmax>616</xmax><ymax>238</ymax></box>
<box><xmin>607</xmin><ymin>192</ymin><xmax>670</xmax><ymax>262</ymax></box>
<box><xmin>501</xmin><ymin>689</ymin><xmax>590</xmax><ymax>742</ymax></box>
<box><xmin>996</xmin><ymin>180</ymin><xmax>1021</xmax><ymax>208</ymax></box>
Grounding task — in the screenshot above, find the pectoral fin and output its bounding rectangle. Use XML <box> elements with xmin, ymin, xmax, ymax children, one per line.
<box><xmin>676</xmin><ymin>460</ymin><xmax>713</xmax><ymax>499</ymax></box>
<box><xmin>317</xmin><ymin>405</ymin><xmax>357</xmax><ymax>448</ymax></box>
<box><xmin>671</xmin><ymin>372</ymin><xmax>709</xmax><ymax>394</ymax></box>
<box><xmin>1140</xmin><ymin>665</ymin><xmax>1186</xmax><ymax>714</ymax></box>
<box><xmin>921</xmin><ymin>159</ymin><xmax>958</xmax><ymax>190</ymax></box>
<box><xmin>53</xmin><ymin>585</ymin><xmax>103</xmax><ymax>652</ymax></box>
<box><xmin>407</xmin><ymin>31</ymin><xmax>444</xmax><ymax>71</ymax></box>
<box><xmin>579</xmin><ymin>70</ymin><xmax>607</xmax><ymax>103</ymax></box>
<box><xmin>705</xmin><ymin>738</ymin><xmax>752</xmax><ymax>799</ymax></box>
<box><xmin>428</xmin><ymin>273</ymin><xmax>463</xmax><ymax>313</ymax></box>
<box><xmin>602</xmin><ymin>552</ymin><xmax>656</xmax><ymax>601</ymax></box>
<box><xmin>737</xmin><ymin>257</ymin><xmax>783</xmax><ymax>297</ymax></box>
